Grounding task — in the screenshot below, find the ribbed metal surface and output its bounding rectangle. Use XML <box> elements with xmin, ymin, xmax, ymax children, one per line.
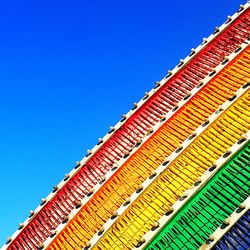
<box><xmin>145</xmin><ymin>143</ymin><xmax>250</xmax><ymax>250</ymax></box>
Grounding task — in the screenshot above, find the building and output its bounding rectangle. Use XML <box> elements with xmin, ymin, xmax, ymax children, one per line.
<box><xmin>2</xmin><ymin>2</ymin><xmax>250</xmax><ymax>250</ymax></box>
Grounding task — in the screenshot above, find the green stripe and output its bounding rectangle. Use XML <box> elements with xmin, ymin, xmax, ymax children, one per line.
<box><xmin>145</xmin><ymin>142</ymin><xmax>250</xmax><ymax>250</ymax></box>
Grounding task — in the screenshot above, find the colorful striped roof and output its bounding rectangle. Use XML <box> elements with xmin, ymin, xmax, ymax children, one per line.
<box><xmin>2</xmin><ymin>2</ymin><xmax>250</xmax><ymax>250</ymax></box>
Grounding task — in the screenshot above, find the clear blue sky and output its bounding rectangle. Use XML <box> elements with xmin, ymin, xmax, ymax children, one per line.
<box><xmin>0</xmin><ymin>0</ymin><xmax>245</xmax><ymax>246</ymax></box>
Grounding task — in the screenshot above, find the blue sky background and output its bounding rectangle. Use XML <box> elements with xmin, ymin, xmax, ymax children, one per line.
<box><xmin>0</xmin><ymin>0</ymin><xmax>245</xmax><ymax>246</ymax></box>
